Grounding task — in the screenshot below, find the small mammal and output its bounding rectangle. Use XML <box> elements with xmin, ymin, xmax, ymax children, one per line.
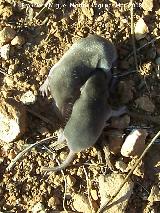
<box><xmin>42</xmin><ymin>70</ymin><xmax>126</xmax><ymax>172</ymax></box>
<box><xmin>40</xmin><ymin>35</ymin><xmax>117</xmax><ymax>119</ymax></box>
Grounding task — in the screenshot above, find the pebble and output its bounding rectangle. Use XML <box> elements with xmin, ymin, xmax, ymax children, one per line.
<box><xmin>20</xmin><ymin>91</ymin><xmax>37</xmax><ymax>105</ymax></box>
<box><xmin>11</xmin><ymin>35</ymin><xmax>25</xmax><ymax>46</ymax></box>
<box><xmin>99</xmin><ymin>174</ymin><xmax>134</xmax><ymax>213</ymax></box>
<box><xmin>135</xmin><ymin>18</ymin><xmax>149</xmax><ymax>40</ymax></box>
<box><xmin>32</xmin><ymin>202</ymin><xmax>46</xmax><ymax>213</ymax></box>
<box><xmin>135</xmin><ymin>96</ymin><xmax>155</xmax><ymax>113</ymax></box>
<box><xmin>66</xmin><ymin>175</ymin><xmax>76</xmax><ymax>187</ymax></box>
<box><xmin>4</xmin><ymin>76</ymin><xmax>13</xmax><ymax>87</ymax></box>
<box><xmin>115</xmin><ymin>160</ymin><xmax>127</xmax><ymax>172</ymax></box>
<box><xmin>48</xmin><ymin>196</ymin><xmax>60</xmax><ymax>208</ymax></box>
<box><xmin>0</xmin><ymin>44</ymin><xmax>10</xmax><ymax>60</ymax></box>
<box><xmin>142</xmin><ymin>0</ymin><xmax>153</xmax><ymax>11</ymax></box>
<box><xmin>121</xmin><ymin>129</ymin><xmax>148</xmax><ymax>157</ymax></box>
<box><xmin>0</xmin><ymin>4</ymin><xmax>13</xmax><ymax>19</ymax></box>
<box><xmin>107</xmin><ymin>130</ymin><xmax>124</xmax><ymax>155</ymax></box>
<box><xmin>0</xmin><ymin>100</ymin><xmax>27</xmax><ymax>143</ymax></box>
<box><xmin>72</xmin><ymin>194</ymin><xmax>92</xmax><ymax>213</ymax></box>
<box><xmin>91</xmin><ymin>189</ymin><xmax>98</xmax><ymax>201</ymax></box>
<box><xmin>148</xmin><ymin>185</ymin><xmax>160</xmax><ymax>202</ymax></box>
<box><xmin>8</xmin><ymin>64</ymin><xmax>17</xmax><ymax>74</ymax></box>
<box><xmin>0</xmin><ymin>27</ymin><xmax>16</xmax><ymax>46</ymax></box>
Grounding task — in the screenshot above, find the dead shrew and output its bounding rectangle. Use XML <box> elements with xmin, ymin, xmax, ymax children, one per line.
<box><xmin>42</xmin><ymin>70</ymin><xmax>126</xmax><ymax>172</ymax></box>
<box><xmin>40</xmin><ymin>34</ymin><xmax>117</xmax><ymax>120</ymax></box>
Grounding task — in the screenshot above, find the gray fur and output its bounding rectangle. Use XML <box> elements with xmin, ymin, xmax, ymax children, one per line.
<box><xmin>40</xmin><ymin>35</ymin><xmax>117</xmax><ymax>119</ymax></box>
<box><xmin>42</xmin><ymin>71</ymin><xmax>126</xmax><ymax>172</ymax></box>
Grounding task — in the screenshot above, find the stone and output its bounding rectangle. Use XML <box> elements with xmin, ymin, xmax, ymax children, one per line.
<box><xmin>135</xmin><ymin>96</ymin><xmax>155</xmax><ymax>113</ymax></box>
<box><xmin>32</xmin><ymin>202</ymin><xmax>46</xmax><ymax>213</ymax></box>
<box><xmin>121</xmin><ymin>129</ymin><xmax>148</xmax><ymax>157</ymax></box>
<box><xmin>135</xmin><ymin>18</ymin><xmax>149</xmax><ymax>40</ymax></box>
<box><xmin>0</xmin><ymin>44</ymin><xmax>10</xmax><ymax>60</ymax></box>
<box><xmin>48</xmin><ymin>196</ymin><xmax>60</xmax><ymax>208</ymax></box>
<box><xmin>11</xmin><ymin>35</ymin><xmax>25</xmax><ymax>46</ymax></box>
<box><xmin>99</xmin><ymin>174</ymin><xmax>134</xmax><ymax>213</ymax></box>
<box><xmin>0</xmin><ymin>4</ymin><xmax>13</xmax><ymax>19</ymax></box>
<box><xmin>0</xmin><ymin>27</ymin><xmax>16</xmax><ymax>46</ymax></box>
<box><xmin>148</xmin><ymin>185</ymin><xmax>160</xmax><ymax>202</ymax></box>
<box><xmin>91</xmin><ymin>189</ymin><xmax>98</xmax><ymax>201</ymax></box>
<box><xmin>66</xmin><ymin>175</ymin><xmax>76</xmax><ymax>187</ymax></box>
<box><xmin>115</xmin><ymin>160</ymin><xmax>127</xmax><ymax>172</ymax></box>
<box><xmin>8</xmin><ymin>64</ymin><xmax>18</xmax><ymax>74</ymax></box>
<box><xmin>20</xmin><ymin>91</ymin><xmax>37</xmax><ymax>105</ymax></box>
<box><xmin>142</xmin><ymin>0</ymin><xmax>153</xmax><ymax>11</ymax></box>
<box><xmin>107</xmin><ymin>130</ymin><xmax>124</xmax><ymax>155</ymax></box>
<box><xmin>72</xmin><ymin>194</ymin><xmax>92</xmax><ymax>213</ymax></box>
<box><xmin>0</xmin><ymin>100</ymin><xmax>27</xmax><ymax>143</ymax></box>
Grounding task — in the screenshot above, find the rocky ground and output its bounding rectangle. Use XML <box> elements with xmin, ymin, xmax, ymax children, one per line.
<box><xmin>0</xmin><ymin>0</ymin><xmax>160</xmax><ymax>212</ymax></box>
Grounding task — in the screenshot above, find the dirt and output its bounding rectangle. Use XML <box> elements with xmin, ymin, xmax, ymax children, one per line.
<box><xmin>0</xmin><ymin>0</ymin><xmax>160</xmax><ymax>212</ymax></box>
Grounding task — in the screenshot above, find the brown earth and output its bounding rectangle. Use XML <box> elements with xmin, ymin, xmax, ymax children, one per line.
<box><xmin>0</xmin><ymin>0</ymin><xmax>160</xmax><ymax>212</ymax></box>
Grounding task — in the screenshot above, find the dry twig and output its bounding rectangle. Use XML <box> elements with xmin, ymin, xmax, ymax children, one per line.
<box><xmin>55</xmin><ymin>159</ymin><xmax>68</xmax><ymax>212</ymax></box>
<box><xmin>26</xmin><ymin>107</ymin><xmax>55</xmax><ymax>127</ymax></box>
<box><xmin>0</xmin><ymin>68</ymin><xmax>8</xmax><ymax>75</ymax></box>
<box><xmin>6</xmin><ymin>136</ymin><xmax>55</xmax><ymax>171</ymax></box>
<box><xmin>98</xmin><ymin>130</ymin><xmax>160</xmax><ymax>213</ymax></box>
<box><xmin>83</xmin><ymin>166</ymin><xmax>94</xmax><ymax>213</ymax></box>
<box><xmin>127</xmin><ymin>36</ymin><xmax>160</xmax><ymax>59</ymax></box>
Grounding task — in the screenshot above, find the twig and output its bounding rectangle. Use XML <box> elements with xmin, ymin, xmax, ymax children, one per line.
<box><xmin>6</xmin><ymin>136</ymin><xmax>55</xmax><ymax>171</ymax></box>
<box><xmin>98</xmin><ymin>130</ymin><xmax>160</xmax><ymax>213</ymax></box>
<box><xmin>130</xmin><ymin>0</ymin><xmax>139</xmax><ymax>72</ymax></box>
<box><xmin>83</xmin><ymin>166</ymin><xmax>94</xmax><ymax>213</ymax></box>
<box><xmin>127</xmin><ymin>36</ymin><xmax>160</xmax><ymax>59</ymax></box>
<box><xmin>26</xmin><ymin>107</ymin><xmax>55</xmax><ymax>127</ymax></box>
<box><xmin>56</xmin><ymin>159</ymin><xmax>67</xmax><ymax>212</ymax></box>
<box><xmin>0</xmin><ymin>69</ymin><xmax>8</xmax><ymax>75</ymax></box>
<box><xmin>137</xmin><ymin>36</ymin><xmax>160</xmax><ymax>52</ymax></box>
<box><xmin>112</xmin><ymin>69</ymin><xmax>137</xmax><ymax>78</ymax></box>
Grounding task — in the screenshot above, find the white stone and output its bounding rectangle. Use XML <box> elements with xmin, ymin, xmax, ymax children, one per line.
<box><xmin>0</xmin><ymin>101</ymin><xmax>26</xmax><ymax>143</ymax></box>
<box><xmin>20</xmin><ymin>91</ymin><xmax>37</xmax><ymax>105</ymax></box>
<box><xmin>11</xmin><ymin>35</ymin><xmax>25</xmax><ymax>46</ymax></box>
<box><xmin>121</xmin><ymin>129</ymin><xmax>148</xmax><ymax>157</ymax></box>
<box><xmin>148</xmin><ymin>185</ymin><xmax>160</xmax><ymax>202</ymax></box>
<box><xmin>0</xmin><ymin>44</ymin><xmax>10</xmax><ymax>60</ymax></box>
<box><xmin>135</xmin><ymin>18</ymin><xmax>149</xmax><ymax>40</ymax></box>
<box><xmin>32</xmin><ymin>202</ymin><xmax>46</xmax><ymax>213</ymax></box>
